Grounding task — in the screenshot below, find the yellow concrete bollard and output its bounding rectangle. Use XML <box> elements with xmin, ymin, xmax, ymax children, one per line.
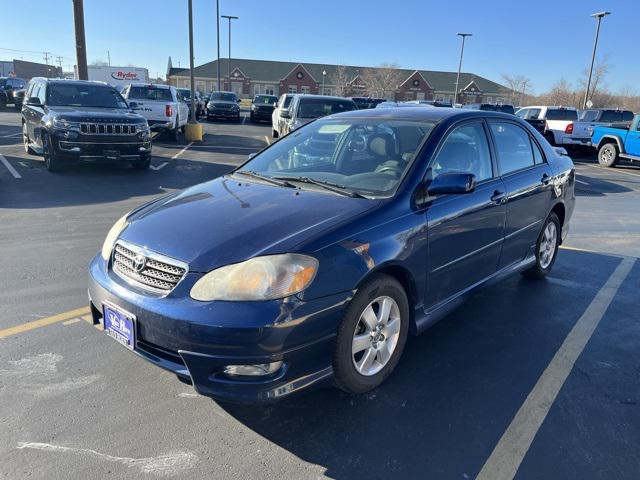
<box><xmin>185</xmin><ymin>122</ymin><xmax>203</xmax><ymax>142</ymax></box>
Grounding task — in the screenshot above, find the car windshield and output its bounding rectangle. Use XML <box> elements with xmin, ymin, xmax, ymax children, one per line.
<box><xmin>254</xmin><ymin>95</ymin><xmax>277</xmax><ymax>105</ymax></box>
<box><xmin>210</xmin><ymin>92</ymin><xmax>236</xmax><ymax>102</ymax></box>
<box><xmin>282</xmin><ymin>96</ymin><xmax>293</xmax><ymax>108</ymax></box>
<box><xmin>47</xmin><ymin>83</ymin><xmax>128</xmax><ymax>108</ymax></box>
<box><xmin>178</xmin><ymin>89</ymin><xmax>191</xmax><ymax>98</ymax></box>
<box><xmin>236</xmin><ymin>118</ymin><xmax>435</xmax><ymax>197</ymax></box>
<box><xmin>128</xmin><ymin>86</ymin><xmax>173</xmax><ymax>101</ymax></box>
<box><xmin>297</xmin><ymin>98</ymin><xmax>357</xmax><ymax>118</ymax></box>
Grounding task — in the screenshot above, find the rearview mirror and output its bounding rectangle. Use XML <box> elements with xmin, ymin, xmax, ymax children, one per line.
<box><xmin>427</xmin><ymin>173</ymin><xmax>476</xmax><ymax>195</ymax></box>
<box><xmin>280</xmin><ymin>109</ymin><xmax>290</xmax><ymax>119</ymax></box>
<box><xmin>26</xmin><ymin>96</ymin><xmax>42</xmax><ymax>106</ymax></box>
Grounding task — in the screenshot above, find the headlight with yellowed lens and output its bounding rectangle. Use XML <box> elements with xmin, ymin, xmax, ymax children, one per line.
<box><xmin>101</xmin><ymin>214</ymin><xmax>129</xmax><ymax>261</ymax></box>
<box><xmin>190</xmin><ymin>254</ymin><xmax>318</xmax><ymax>301</ymax></box>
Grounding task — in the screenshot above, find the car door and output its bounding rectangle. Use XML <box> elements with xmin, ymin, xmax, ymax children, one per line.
<box><xmin>624</xmin><ymin>116</ymin><xmax>640</xmax><ymax>156</ymax></box>
<box><xmin>488</xmin><ymin>120</ymin><xmax>554</xmax><ymax>269</ymax></box>
<box><xmin>426</xmin><ymin>120</ymin><xmax>507</xmax><ymax>306</ymax></box>
<box><xmin>24</xmin><ymin>81</ymin><xmax>44</xmax><ymax>143</ymax></box>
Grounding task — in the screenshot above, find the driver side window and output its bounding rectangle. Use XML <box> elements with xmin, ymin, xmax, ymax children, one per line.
<box><xmin>432</xmin><ymin>122</ymin><xmax>493</xmax><ymax>182</ymax></box>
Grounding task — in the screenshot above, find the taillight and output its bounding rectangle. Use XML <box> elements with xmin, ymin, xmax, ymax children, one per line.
<box><xmin>165</xmin><ymin>105</ymin><xmax>173</xmax><ymax>117</ymax></box>
<box><xmin>565</xmin><ymin>123</ymin><xmax>573</xmax><ymax>134</ymax></box>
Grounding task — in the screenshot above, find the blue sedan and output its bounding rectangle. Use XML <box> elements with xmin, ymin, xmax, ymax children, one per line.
<box><xmin>88</xmin><ymin>107</ymin><xmax>575</xmax><ymax>403</ymax></box>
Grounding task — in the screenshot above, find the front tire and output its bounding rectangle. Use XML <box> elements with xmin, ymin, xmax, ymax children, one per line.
<box><xmin>333</xmin><ymin>275</ymin><xmax>409</xmax><ymax>394</ymax></box>
<box><xmin>132</xmin><ymin>158</ymin><xmax>151</xmax><ymax>170</ymax></box>
<box><xmin>598</xmin><ymin>143</ymin><xmax>618</xmax><ymax>167</ymax></box>
<box><xmin>272</xmin><ymin>128</ymin><xmax>279</xmax><ymax>138</ymax></box>
<box><xmin>522</xmin><ymin>212</ymin><xmax>560</xmax><ymax>279</ymax></box>
<box><xmin>23</xmin><ymin>122</ymin><xmax>36</xmax><ymax>155</ymax></box>
<box><xmin>43</xmin><ymin>133</ymin><xmax>60</xmax><ymax>172</ymax></box>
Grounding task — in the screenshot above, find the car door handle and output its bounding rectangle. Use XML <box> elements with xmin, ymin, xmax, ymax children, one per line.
<box><xmin>541</xmin><ymin>173</ymin><xmax>551</xmax><ymax>185</ymax></box>
<box><xmin>490</xmin><ymin>190</ymin><xmax>506</xmax><ymax>204</ymax></box>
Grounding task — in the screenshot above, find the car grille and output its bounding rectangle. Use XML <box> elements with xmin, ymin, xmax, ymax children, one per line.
<box><xmin>213</xmin><ymin>103</ymin><xmax>232</xmax><ymax>109</ymax></box>
<box><xmin>112</xmin><ymin>241</ymin><xmax>187</xmax><ymax>294</ymax></box>
<box><xmin>80</xmin><ymin>123</ymin><xmax>138</xmax><ymax>135</ymax></box>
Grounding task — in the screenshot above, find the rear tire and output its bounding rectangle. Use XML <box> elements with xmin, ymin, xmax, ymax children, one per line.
<box><xmin>522</xmin><ymin>212</ymin><xmax>560</xmax><ymax>279</ymax></box>
<box><xmin>170</xmin><ymin>116</ymin><xmax>181</xmax><ymax>142</ymax></box>
<box><xmin>0</xmin><ymin>95</ymin><xmax>6</xmax><ymax>109</ymax></box>
<box><xmin>597</xmin><ymin>143</ymin><xmax>618</xmax><ymax>168</ymax></box>
<box><xmin>333</xmin><ymin>275</ymin><xmax>410</xmax><ymax>395</ymax></box>
<box><xmin>22</xmin><ymin>122</ymin><xmax>36</xmax><ymax>155</ymax></box>
<box><xmin>544</xmin><ymin>131</ymin><xmax>555</xmax><ymax>146</ymax></box>
<box><xmin>272</xmin><ymin>128</ymin><xmax>279</xmax><ymax>138</ymax></box>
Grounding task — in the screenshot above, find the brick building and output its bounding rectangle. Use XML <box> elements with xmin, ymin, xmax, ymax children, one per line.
<box><xmin>0</xmin><ymin>59</ymin><xmax>62</xmax><ymax>80</ymax></box>
<box><xmin>167</xmin><ymin>57</ymin><xmax>510</xmax><ymax>104</ymax></box>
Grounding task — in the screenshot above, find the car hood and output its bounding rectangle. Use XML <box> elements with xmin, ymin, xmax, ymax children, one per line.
<box><xmin>47</xmin><ymin>106</ymin><xmax>145</xmax><ymax>122</ymax></box>
<box><xmin>121</xmin><ymin>176</ymin><xmax>377</xmax><ymax>272</ymax></box>
<box><xmin>208</xmin><ymin>100</ymin><xmax>237</xmax><ymax>106</ymax></box>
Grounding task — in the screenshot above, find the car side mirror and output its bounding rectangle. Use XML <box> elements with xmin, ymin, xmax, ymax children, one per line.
<box><xmin>427</xmin><ymin>172</ymin><xmax>476</xmax><ymax>195</ymax></box>
<box><xmin>280</xmin><ymin>110</ymin><xmax>290</xmax><ymax>119</ymax></box>
<box><xmin>26</xmin><ymin>96</ymin><xmax>42</xmax><ymax>106</ymax></box>
<box><xmin>237</xmin><ymin>98</ymin><xmax>242</xmax><ymax>103</ymax></box>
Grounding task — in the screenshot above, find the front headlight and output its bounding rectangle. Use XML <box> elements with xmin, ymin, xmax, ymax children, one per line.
<box><xmin>190</xmin><ymin>254</ymin><xmax>318</xmax><ymax>301</ymax></box>
<box><xmin>101</xmin><ymin>214</ymin><xmax>129</xmax><ymax>261</ymax></box>
<box><xmin>52</xmin><ymin>118</ymin><xmax>80</xmax><ymax>130</ymax></box>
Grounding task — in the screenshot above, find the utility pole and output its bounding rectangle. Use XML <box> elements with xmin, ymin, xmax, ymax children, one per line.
<box><xmin>216</xmin><ymin>0</ymin><xmax>221</xmax><ymax>91</ymax></box>
<box><xmin>519</xmin><ymin>80</ymin><xmax>528</xmax><ymax>107</ymax></box>
<box><xmin>72</xmin><ymin>0</ymin><xmax>88</xmax><ymax>80</ymax></box>
<box><xmin>454</xmin><ymin>33</ymin><xmax>472</xmax><ymax>108</ymax></box>
<box><xmin>188</xmin><ymin>0</ymin><xmax>196</xmax><ymax>122</ymax></box>
<box><xmin>221</xmin><ymin>14</ymin><xmax>239</xmax><ymax>91</ymax></box>
<box><xmin>43</xmin><ymin>52</ymin><xmax>51</xmax><ymax>77</ymax></box>
<box><xmin>107</xmin><ymin>50</ymin><xmax>111</xmax><ymax>66</ymax></box>
<box><xmin>583</xmin><ymin>11</ymin><xmax>610</xmax><ymax>109</ymax></box>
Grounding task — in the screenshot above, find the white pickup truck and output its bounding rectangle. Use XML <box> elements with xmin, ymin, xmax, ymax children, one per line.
<box><xmin>121</xmin><ymin>84</ymin><xmax>188</xmax><ymax>141</ymax></box>
<box><xmin>516</xmin><ymin>106</ymin><xmax>579</xmax><ymax>147</ymax></box>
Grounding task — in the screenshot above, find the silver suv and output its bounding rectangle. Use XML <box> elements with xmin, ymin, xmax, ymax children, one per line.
<box><xmin>280</xmin><ymin>95</ymin><xmax>357</xmax><ymax>136</ymax></box>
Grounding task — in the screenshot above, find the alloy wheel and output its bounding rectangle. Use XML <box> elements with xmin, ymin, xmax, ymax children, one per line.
<box><xmin>539</xmin><ymin>222</ymin><xmax>557</xmax><ymax>269</ymax></box>
<box><xmin>351</xmin><ymin>296</ymin><xmax>401</xmax><ymax>376</ymax></box>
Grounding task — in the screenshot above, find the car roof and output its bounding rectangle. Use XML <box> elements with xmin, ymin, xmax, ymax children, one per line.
<box><xmin>294</xmin><ymin>94</ymin><xmax>356</xmax><ymax>102</ymax></box>
<box><xmin>325</xmin><ymin>106</ymin><xmax>517</xmax><ymax>122</ymax></box>
<box><xmin>129</xmin><ymin>83</ymin><xmax>171</xmax><ymax>88</ymax></box>
<box><xmin>32</xmin><ymin>78</ymin><xmax>110</xmax><ymax>86</ymax></box>
<box><xmin>210</xmin><ymin>91</ymin><xmax>236</xmax><ymax>94</ymax></box>
<box><xmin>525</xmin><ymin>105</ymin><xmax>577</xmax><ymax>110</ymax></box>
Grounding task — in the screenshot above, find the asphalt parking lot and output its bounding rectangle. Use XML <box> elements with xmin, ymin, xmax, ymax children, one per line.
<box><xmin>1</xmin><ymin>109</ymin><xmax>639</xmax><ymax>479</ymax></box>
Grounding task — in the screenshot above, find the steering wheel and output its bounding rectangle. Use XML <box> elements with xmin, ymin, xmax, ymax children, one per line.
<box><xmin>375</xmin><ymin>165</ymin><xmax>402</xmax><ymax>177</ymax></box>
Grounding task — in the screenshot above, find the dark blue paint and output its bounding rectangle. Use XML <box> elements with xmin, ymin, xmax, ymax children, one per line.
<box><xmin>88</xmin><ymin>108</ymin><xmax>575</xmax><ymax>403</ymax></box>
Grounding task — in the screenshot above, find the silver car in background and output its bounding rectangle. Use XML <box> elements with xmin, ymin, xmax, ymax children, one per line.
<box><xmin>279</xmin><ymin>95</ymin><xmax>357</xmax><ymax>136</ymax></box>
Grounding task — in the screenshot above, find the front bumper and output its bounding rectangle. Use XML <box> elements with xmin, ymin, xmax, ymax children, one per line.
<box><xmin>88</xmin><ymin>254</ymin><xmax>351</xmax><ymax>403</ymax></box>
<box><xmin>250</xmin><ymin>109</ymin><xmax>273</xmax><ymax>120</ymax></box>
<box><xmin>51</xmin><ymin>130</ymin><xmax>151</xmax><ymax>163</ymax></box>
<box><xmin>207</xmin><ymin>108</ymin><xmax>240</xmax><ymax>119</ymax></box>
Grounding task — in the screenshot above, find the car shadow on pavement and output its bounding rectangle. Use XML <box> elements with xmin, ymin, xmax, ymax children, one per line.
<box><xmin>574</xmin><ymin>173</ymin><xmax>634</xmax><ymax>197</ymax></box>
<box><xmin>0</xmin><ymin>154</ymin><xmax>234</xmax><ymax>209</ymax></box>
<box><xmin>217</xmin><ymin>249</ymin><xmax>621</xmax><ymax>480</ymax></box>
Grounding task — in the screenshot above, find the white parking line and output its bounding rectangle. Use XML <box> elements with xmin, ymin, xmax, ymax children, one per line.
<box><xmin>575</xmin><ymin>178</ymin><xmax>588</xmax><ymax>185</ymax></box>
<box><xmin>0</xmin><ymin>154</ymin><xmax>21</xmax><ymax>178</ymax></box>
<box><xmin>242</xmin><ymin>116</ymin><xmax>247</xmax><ymax>125</ymax></box>
<box><xmin>477</xmin><ymin>256</ymin><xmax>636</xmax><ymax>480</ymax></box>
<box><xmin>264</xmin><ymin>135</ymin><xmax>271</xmax><ymax>145</ymax></box>
<box><xmin>1</xmin><ymin>132</ymin><xmax>21</xmax><ymax>138</ymax></box>
<box><xmin>171</xmin><ymin>141</ymin><xmax>193</xmax><ymax>160</ymax></box>
<box><xmin>150</xmin><ymin>162</ymin><xmax>168</xmax><ymax>171</ymax></box>
<box><xmin>579</xmin><ymin>162</ymin><xmax>640</xmax><ymax>179</ymax></box>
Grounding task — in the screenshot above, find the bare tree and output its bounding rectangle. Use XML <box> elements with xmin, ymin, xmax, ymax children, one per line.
<box><xmin>501</xmin><ymin>74</ymin><xmax>531</xmax><ymax>105</ymax></box>
<box><xmin>329</xmin><ymin>65</ymin><xmax>352</xmax><ymax>97</ymax></box>
<box><xmin>537</xmin><ymin>79</ymin><xmax>581</xmax><ymax>107</ymax></box>
<box><xmin>578</xmin><ymin>54</ymin><xmax>610</xmax><ymax>106</ymax></box>
<box><xmin>361</xmin><ymin>62</ymin><xmax>404</xmax><ymax>99</ymax></box>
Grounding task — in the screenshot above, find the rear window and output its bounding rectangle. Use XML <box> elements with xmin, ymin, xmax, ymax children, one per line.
<box><xmin>546</xmin><ymin>109</ymin><xmax>577</xmax><ymax>121</ymax></box>
<box><xmin>282</xmin><ymin>96</ymin><xmax>292</xmax><ymax>108</ymax></box>
<box><xmin>598</xmin><ymin>110</ymin><xmax>635</xmax><ymax>123</ymax></box>
<box><xmin>177</xmin><ymin>88</ymin><xmax>191</xmax><ymax>98</ymax></box>
<box><xmin>129</xmin><ymin>86</ymin><xmax>173</xmax><ymax>101</ymax></box>
<box><xmin>497</xmin><ymin>105</ymin><xmax>515</xmax><ymax>115</ymax></box>
<box><xmin>579</xmin><ymin>110</ymin><xmax>599</xmax><ymax>122</ymax></box>
<box><xmin>297</xmin><ymin>98</ymin><xmax>356</xmax><ymax>118</ymax></box>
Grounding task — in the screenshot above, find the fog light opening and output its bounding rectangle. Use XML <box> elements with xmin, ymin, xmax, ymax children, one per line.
<box><xmin>223</xmin><ymin>361</ymin><xmax>283</xmax><ymax>378</ymax></box>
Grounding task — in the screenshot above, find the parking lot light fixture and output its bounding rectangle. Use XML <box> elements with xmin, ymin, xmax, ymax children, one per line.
<box><xmin>322</xmin><ymin>70</ymin><xmax>326</xmax><ymax>95</ymax></box>
<box><xmin>583</xmin><ymin>11</ymin><xmax>611</xmax><ymax>109</ymax></box>
<box><xmin>221</xmin><ymin>15</ymin><xmax>239</xmax><ymax>94</ymax></box>
<box><xmin>454</xmin><ymin>33</ymin><xmax>472</xmax><ymax>108</ymax></box>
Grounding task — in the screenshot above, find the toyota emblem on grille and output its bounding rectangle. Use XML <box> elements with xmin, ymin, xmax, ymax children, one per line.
<box><xmin>132</xmin><ymin>254</ymin><xmax>147</xmax><ymax>273</ymax></box>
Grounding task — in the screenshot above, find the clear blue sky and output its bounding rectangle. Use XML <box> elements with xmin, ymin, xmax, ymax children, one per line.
<box><xmin>2</xmin><ymin>0</ymin><xmax>637</xmax><ymax>94</ymax></box>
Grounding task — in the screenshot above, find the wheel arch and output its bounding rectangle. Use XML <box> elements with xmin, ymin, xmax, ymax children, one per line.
<box><xmin>355</xmin><ymin>263</ymin><xmax>419</xmax><ymax>332</ymax></box>
<box><xmin>598</xmin><ymin>135</ymin><xmax>623</xmax><ymax>153</ymax></box>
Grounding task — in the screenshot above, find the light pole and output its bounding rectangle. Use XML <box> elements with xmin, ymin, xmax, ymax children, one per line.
<box><xmin>221</xmin><ymin>15</ymin><xmax>239</xmax><ymax>93</ymax></box>
<box><xmin>454</xmin><ymin>33</ymin><xmax>472</xmax><ymax>108</ymax></box>
<box><xmin>188</xmin><ymin>0</ymin><xmax>196</xmax><ymax>122</ymax></box>
<box><xmin>322</xmin><ymin>70</ymin><xmax>326</xmax><ymax>95</ymax></box>
<box><xmin>216</xmin><ymin>0</ymin><xmax>220</xmax><ymax>91</ymax></box>
<box><xmin>583</xmin><ymin>11</ymin><xmax>610</xmax><ymax>109</ymax></box>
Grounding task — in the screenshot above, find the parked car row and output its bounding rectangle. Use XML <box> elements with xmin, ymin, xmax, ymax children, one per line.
<box><xmin>271</xmin><ymin>94</ymin><xmax>358</xmax><ymax>137</ymax></box>
<box><xmin>0</xmin><ymin>76</ymin><xmax>27</xmax><ymax>110</ymax></box>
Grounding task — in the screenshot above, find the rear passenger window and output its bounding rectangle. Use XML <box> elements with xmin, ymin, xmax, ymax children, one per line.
<box><xmin>531</xmin><ymin>138</ymin><xmax>545</xmax><ymax>165</ymax></box>
<box><xmin>490</xmin><ymin>122</ymin><xmax>535</xmax><ymax>175</ymax></box>
<box><xmin>432</xmin><ymin>122</ymin><xmax>493</xmax><ymax>182</ymax></box>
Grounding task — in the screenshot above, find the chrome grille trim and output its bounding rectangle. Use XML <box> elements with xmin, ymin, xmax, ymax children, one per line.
<box><xmin>112</xmin><ymin>240</ymin><xmax>188</xmax><ymax>295</ymax></box>
<box><xmin>80</xmin><ymin>123</ymin><xmax>138</xmax><ymax>135</ymax></box>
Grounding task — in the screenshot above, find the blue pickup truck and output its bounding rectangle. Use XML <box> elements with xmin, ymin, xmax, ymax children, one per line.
<box><xmin>591</xmin><ymin>114</ymin><xmax>640</xmax><ymax>167</ymax></box>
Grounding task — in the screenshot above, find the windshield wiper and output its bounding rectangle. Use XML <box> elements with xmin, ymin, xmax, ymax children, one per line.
<box><xmin>234</xmin><ymin>170</ymin><xmax>296</xmax><ymax>188</ymax></box>
<box><xmin>272</xmin><ymin>176</ymin><xmax>367</xmax><ymax>198</ymax></box>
